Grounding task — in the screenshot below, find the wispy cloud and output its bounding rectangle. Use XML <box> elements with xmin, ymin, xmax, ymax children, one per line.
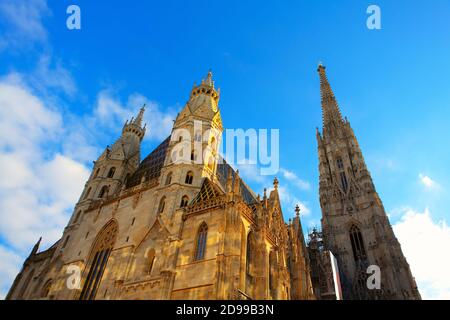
<box><xmin>393</xmin><ymin>207</ymin><xmax>450</xmax><ymax>300</ymax></box>
<box><xmin>280</xmin><ymin>168</ymin><xmax>310</xmax><ymax>190</ymax></box>
<box><xmin>0</xmin><ymin>0</ymin><xmax>51</xmax><ymax>51</ymax></box>
<box><xmin>419</xmin><ymin>174</ymin><xmax>438</xmax><ymax>189</ymax></box>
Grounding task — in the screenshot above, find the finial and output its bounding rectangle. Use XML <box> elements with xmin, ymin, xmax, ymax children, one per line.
<box><xmin>295</xmin><ymin>204</ymin><xmax>300</xmax><ymax>217</ymax></box>
<box><xmin>133</xmin><ymin>104</ymin><xmax>146</xmax><ymax>127</ymax></box>
<box><xmin>317</xmin><ymin>61</ymin><xmax>325</xmax><ymax>71</ymax></box>
<box><xmin>204</xmin><ymin>69</ymin><xmax>214</xmax><ymax>87</ymax></box>
<box><xmin>273</xmin><ymin>177</ymin><xmax>279</xmax><ymax>189</ymax></box>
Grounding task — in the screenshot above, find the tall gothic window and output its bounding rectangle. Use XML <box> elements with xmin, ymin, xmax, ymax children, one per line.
<box><xmin>185</xmin><ymin>171</ymin><xmax>194</xmax><ymax>185</ymax></box>
<box><xmin>336</xmin><ymin>157</ymin><xmax>344</xmax><ymax>170</ymax></box>
<box><xmin>269</xmin><ymin>250</ymin><xmax>277</xmax><ymax>297</ymax></box>
<box><xmin>180</xmin><ymin>195</ymin><xmax>189</xmax><ymax>208</ymax></box>
<box><xmin>79</xmin><ymin>220</ymin><xmax>118</xmax><ymax>300</ymax></box>
<box><xmin>146</xmin><ymin>248</ymin><xmax>156</xmax><ymax>275</ymax></box>
<box><xmin>165</xmin><ymin>172</ymin><xmax>172</xmax><ymax>185</ymax></box>
<box><xmin>98</xmin><ymin>185</ymin><xmax>109</xmax><ymax>199</ymax></box>
<box><xmin>194</xmin><ymin>222</ymin><xmax>208</xmax><ymax>261</ymax></box>
<box><xmin>340</xmin><ymin>171</ymin><xmax>348</xmax><ymax>192</ymax></box>
<box><xmin>349</xmin><ymin>225</ymin><xmax>366</xmax><ymax>262</ymax></box>
<box><xmin>158</xmin><ymin>197</ymin><xmax>166</xmax><ymax>214</ymax></box>
<box><xmin>41</xmin><ymin>279</ymin><xmax>52</xmax><ymax>298</ymax></box>
<box><xmin>107</xmin><ymin>167</ymin><xmax>116</xmax><ymax>178</ymax></box>
<box><xmin>194</xmin><ymin>131</ymin><xmax>202</xmax><ymax>142</ymax></box>
<box><xmin>246</xmin><ymin>231</ymin><xmax>254</xmax><ymax>275</ymax></box>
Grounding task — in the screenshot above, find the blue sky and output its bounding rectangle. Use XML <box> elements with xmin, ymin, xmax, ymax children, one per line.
<box><xmin>0</xmin><ymin>0</ymin><xmax>449</xmax><ymax>299</ymax></box>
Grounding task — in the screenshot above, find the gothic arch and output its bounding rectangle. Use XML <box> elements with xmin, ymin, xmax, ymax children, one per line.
<box><xmin>79</xmin><ymin>219</ymin><xmax>118</xmax><ymax>300</ymax></box>
<box><xmin>41</xmin><ymin>279</ymin><xmax>52</xmax><ymax>298</ymax></box>
<box><xmin>194</xmin><ymin>222</ymin><xmax>208</xmax><ymax>261</ymax></box>
<box><xmin>349</xmin><ymin>224</ymin><xmax>367</xmax><ymax>262</ymax></box>
<box><xmin>145</xmin><ymin>248</ymin><xmax>156</xmax><ymax>275</ymax></box>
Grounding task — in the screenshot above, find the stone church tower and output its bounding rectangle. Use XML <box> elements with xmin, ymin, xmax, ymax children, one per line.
<box><xmin>315</xmin><ymin>64</ymin><xmax>421</xmax><ymax>300</ymax></box>
<box><xmin>7</xmin><ymin>71</ymin><xmax>314</xmax><ymax>300</ymax></box>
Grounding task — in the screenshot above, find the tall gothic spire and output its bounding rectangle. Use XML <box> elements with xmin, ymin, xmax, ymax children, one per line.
<box><xmin>317</xmin><ymin>64</ymin><xmax>344</xmax><ymax>127</ymax></box>
<box><xmin>202</xmin><ymin>69</ymin><xmax>214</xmax><ymax>87</ymax></box>
<box><xmin>133</xmin><ymin>104</ymin><xmax>146</xmax><ymax>127</ymax></box>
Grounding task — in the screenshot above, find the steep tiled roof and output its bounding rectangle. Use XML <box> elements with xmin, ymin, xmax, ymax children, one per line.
<box><xmin>216</xmin><ymin>157</ymin><xmax>258</xmax><ymax>206</ymax></box>
<box><xmin>125</xmin><ymin>137</ymin><xmax>170</xmax><ymax>188</ymax></box>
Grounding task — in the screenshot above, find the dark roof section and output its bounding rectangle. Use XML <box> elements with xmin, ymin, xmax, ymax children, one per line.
<box><xmin>191</xmin><ymin>178</ymin><xmax>223</xmax><ymax>205</ymax></box>
<box><xmin>216</xmin><ymin>157</ymin><xmax>258</xmax><ymax>206</ymax></box>
<box><xmin>126</xmin><ymin>137</ymin><xmax>170</xmax><ymax>188</ymax></box>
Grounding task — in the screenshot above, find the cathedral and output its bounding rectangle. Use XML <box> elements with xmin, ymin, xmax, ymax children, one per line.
<box><xmin>6</xmin><ymin>66</ymin><xmax>420</xmax><ymax>300</ymax></box>
<box><xmin>6</xmin><ymin>71</ymin><xmax>314</xmax><ymax>300</ymax></box>
<box><xmin>309</xmin><ymin>65</ymin><xmax>421</xmax><ymax>300</ymax></box>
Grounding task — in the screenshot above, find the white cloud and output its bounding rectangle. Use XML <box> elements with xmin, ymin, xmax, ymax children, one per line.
<box><xmin>393</xmin><ymin>207</ymin><xmax>450</xmax><ymax>300</ymax></box>
<box><xmin>30</xmin><ymin>55</ymin><xmax>77</xmax><ymax>97</ymax></box>
<box><xmin>234</xmin><ymin>161</ymin><xmax>269</xmax><ymax>185</ymax></box>
<box><xmin>280</xmin><ymin>168</ymin><xmax>311</xmax><ymax>190</ymax></box>
<box><xmin>419</xmin><ymin>174</ymin><xmax>437</xmax><ymax>189</ymax></box>
<box><xmin>94</xmin><ymin>91</ymin><xmax>176</xmax><ymax>141</ymax></box>
<box><xmin>0</xmin><ymin>78</ymin><xmax>89</xmax><ymax>251</ymax></box>
<box><xmin>0</xmin><ymin>245</ymin><xmax>23</xmax><ymax>300</ymax></box>
<box><xmin>0</xmin><ymin>0</ymin><xmax>50</xmax><ymax>51</ymax></box>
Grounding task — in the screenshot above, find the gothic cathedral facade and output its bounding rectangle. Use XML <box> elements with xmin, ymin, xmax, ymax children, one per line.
<box><xmin>6</xmin><ymin>72</ymin><xmax>315</xmax><ymax>300</ymax></box>
<box><xmin>314</xmin><ymin>65</ymin><xmax>421</xmax><ymax>300</ymax></box>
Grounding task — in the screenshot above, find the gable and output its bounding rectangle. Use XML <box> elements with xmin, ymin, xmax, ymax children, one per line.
<box><xmin>191</xmin><ymin>178</ymin><xmax>223</xmax><ymax>205</ymax></box>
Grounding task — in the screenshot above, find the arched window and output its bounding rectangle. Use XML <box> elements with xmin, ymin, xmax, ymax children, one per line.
<box><xmin>269</xmin><ymin>251</ymin><xmax>277</xmax><ymax>294</ymax></box>
<box><xmin>185</xmin><ymin>171</ymin><xmax>194</xmax><ymax>185</ymax></box>
<box><xmin>98</xmin><ymin>186</ymin><xmax>109</xmax><ymax>199</ymax></box>
<box><xmin>158</xmin><ymin>197</ymin><xmax>166</xmax><ymax>213</ymax></box>
<box><xmin>194</xmin><ymin>131</ymin><xmax>202</xmax><ymax>142</ymax></box>
<box><xmin>146</xmin><ymin>248</ymin><xmax>156</xmax><ymax>275</ymax></box>
<box><xmin>171</xmin><ymin>150</ymin><xmax>177</xmax><ymax>163</ymax></box>
<box><xmin>41</xmin><ymin>279</ymin><xmax>52</xmax><ymax>298</ymax></box>
<box><xmin>349</xmin><ymin>225</ymin><xmax>366</xmax><ymax>262</ymax></box>
<box><xmin>336</xmin><ymin>157</ymin><xmax>344</xmax><ymax>170</ymax></box>
<box><xmin>180</xmin><ymin>195</ymin><xmax>189</xmax><ymax>208</ymax></box>
<box><xmin>165</xmin><ymin>172</ymin><xmax>172</xmax><ymax>185</ymax></box>
<box><xmin>210</xmin><ymin>136</ymin><xmax>216</xmax><ymax>150</ymax></box>
<box><xmin>79</xmin><ymin>220</ymin><xmax>118</xmax><ymax>300</ymax></box>
<box><xmin>340</xmin><ymin>172</ymin><xmax>348</xmax><ymax>192</ymax></box>
<box><xmin>246</xmin><ymin>231</ymin><xmax>254</xmax><ymax>275</ymax></box>
<box><xmin>194</xmin><ymin>222</ymin><xmax>208</xmax><ymax>261</ymax></box>
<box><xmin>93</xmin><ymin>168</ymin><xmax>100</xmax><ymax>179</ymax></box>
<box><xmin>107</xmin><ymin>167</ymin><xmax>116</xmax><ymax>178</ymax></box>
<box><xmin>84</xmin><ymin>187</ymin><xmax>92</xmax><ymax>200</ymax></box>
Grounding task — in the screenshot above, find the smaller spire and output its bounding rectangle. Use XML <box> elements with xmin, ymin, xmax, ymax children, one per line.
<box><xmin>273</xmin><ymin>177</ymin><xmax>279</xmax><ymax>190</ymax></box>
<box><xmin>203</xmin><ymin>69</ymin><xmax>214</xmax><ymax>87</ymax></box>
<box><xmin>133</xmin><ymin>104</ymin><xmax>146</xmax><ymax>127</ymax></box>
<box><xmin>233</xmin><ymin>170</ymin><xmax>241</xmax><ymax>194</ymax></box>
<box><xmin>295</xmin><ymin>204</ymin><xmax>301</xmax><ymax>218</ymax></box>
<box><xmin>29</xmin><ymin>237</ymin><xmax>42</xmax><ymax>257</ymax></box>
<box><xmin>226</xmin><ymin>168</ymin><xmax>233</xmax><ymax>193</ymax></box>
